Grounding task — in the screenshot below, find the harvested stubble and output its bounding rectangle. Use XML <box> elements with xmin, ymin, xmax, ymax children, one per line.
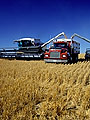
<box><xmin>0</xmin><ymin>59</ymin><xmax>90</xmax><ymax>120</ymax></box>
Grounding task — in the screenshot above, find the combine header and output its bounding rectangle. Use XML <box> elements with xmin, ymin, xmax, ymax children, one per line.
<box><xmin>0</xmin><ymin>32</ymin><xmax>90</xmax><ymax>62</ymax></box>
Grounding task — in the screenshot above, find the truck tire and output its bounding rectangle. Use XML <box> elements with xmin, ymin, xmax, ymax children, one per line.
<box><xmin>68</xmin><ymin>56</ymin><xmax>72</xmax><ymax>63</ymax></box>
<box><xmin>72</xmin><ymin>54</ymin><xmax>78</xmax><ymax>63</ymax></box>
<box><xmin>75</xmin><ymin>55</ymin><xmax>78</xmax><ymax>62</ymax></box>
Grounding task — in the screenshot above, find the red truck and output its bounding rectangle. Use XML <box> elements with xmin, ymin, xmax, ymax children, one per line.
<box><xmin>44</xmin><ymin>32</ymin><xmax>90</xmax><ymax>63</ymax></box>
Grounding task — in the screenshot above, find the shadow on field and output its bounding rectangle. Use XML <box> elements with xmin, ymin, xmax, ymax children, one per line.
<box><xmin>78</xmin><ymin>58</ymin><xmax>86</xmax><ymax>62</ymax></box>
<box><xmin>49</xmin><ymin>59</ymin><xmax>87</xmax><ymax>65</ymax></box>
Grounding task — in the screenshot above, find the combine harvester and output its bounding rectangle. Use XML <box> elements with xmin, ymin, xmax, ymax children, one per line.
<box><xmin>0</xmin><ymin>32</ymin><xmax>90</xmax><ymax>63</ymax></box>
<box><xmin>0</xmin><ymin>38</ymin><xmax>45</xmax><ymax>60</ymax></box>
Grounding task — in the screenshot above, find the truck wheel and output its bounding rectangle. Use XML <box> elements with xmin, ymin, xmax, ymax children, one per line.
<box><xmin>86</xmin><ymin>58</ymin><xmax>88</xmax><ymax>61</ymax></box>
<box><xmin>72</xmin><ymin>54</ymin><xmax>78</xmax><ymax>63</ymax></box>
<box><xmin>75</xmin><ymin>56</ymin><xmax>78</xmax><ymax>62</ymax></box>
<box><xmin>68</xmin><ymin>57</ymin><xmax>72</xmax><ymax>63</ymax></box>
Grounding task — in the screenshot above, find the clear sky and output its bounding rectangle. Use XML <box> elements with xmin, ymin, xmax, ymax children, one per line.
<box><xmin>0</xmin><ymin>0</ymin><xmax>90</xmax><ymax>53</ymax></box>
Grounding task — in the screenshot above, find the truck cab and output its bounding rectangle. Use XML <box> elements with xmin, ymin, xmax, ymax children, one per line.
<box><xmin>44</xmin><ymin>39</ymin><xmax>71</xmax><ymax>63</ymax></box>
<box><xmin>44</xmin><ymin>39</ymin><xmax>80</xmax><ymax>63</ymax></box>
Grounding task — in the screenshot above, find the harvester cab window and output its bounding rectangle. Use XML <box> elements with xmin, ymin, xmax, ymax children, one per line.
<box><xmin>18</xmin><ymin>40</ymin><xmax>34</xmax><ymax>47</ymax></box>
<box><xmin>54</xmin><ymin>43</ymin><xmax>67</xmax><ymax>49</ymax></box>
<box><xmin>23</xmin><ymin>41</ymin><xmax>31</xmax><ymax>47</ymax></box>
<box><xmin>18</xmin><ymin>41</ymin><xmax>22</xmax><ymax>47</ymax></box>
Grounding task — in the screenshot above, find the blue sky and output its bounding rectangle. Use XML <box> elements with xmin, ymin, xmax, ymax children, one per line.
<box><xmin>0</xmin><ymin>0</ymin><xmax>90</xmax><ymax>53</ymax></box>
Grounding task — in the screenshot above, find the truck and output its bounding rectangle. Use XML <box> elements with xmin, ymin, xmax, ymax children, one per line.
<box><xmin>85</xmin><ymin>48</ymin><xmax>90</xmax><ymax>61</ymax></box>
<box><xmin>44</xmin><ymin>33</ymin><xmax>90</xmax><ymax>63</ymax></box>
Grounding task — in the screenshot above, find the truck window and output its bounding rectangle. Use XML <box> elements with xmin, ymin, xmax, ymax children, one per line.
<box><xmin>54</xmin><ymin>43</ymin><xmax>67</xmax><ymax>49</ymax></box>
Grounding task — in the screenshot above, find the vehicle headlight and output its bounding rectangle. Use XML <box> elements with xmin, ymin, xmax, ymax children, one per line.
<box><xmin>45</xmin><ymin>54</ymin><xmax>48</xmax><ymax>57</ymax></box>
<box><xmin>62</xmin><ymin>55</ymin><xmax>66</xmax><ymax>57</ymax></box>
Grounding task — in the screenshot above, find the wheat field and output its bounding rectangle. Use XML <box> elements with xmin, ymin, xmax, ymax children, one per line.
<box><xmin>0</xmin><ymin>59</ymin><xmax>90</xmax><ymax>120</ymax></box>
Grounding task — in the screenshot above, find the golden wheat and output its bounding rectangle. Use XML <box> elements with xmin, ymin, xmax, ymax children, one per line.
<box><xmin>78</xmin><ymin>53</ymin><xmax>85</xmax><ymax>59</ymax></box>
<box><xmin>0</xmin><ymin>59</ymin><xmax>90</xmax><ymax>120</ymax></box>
